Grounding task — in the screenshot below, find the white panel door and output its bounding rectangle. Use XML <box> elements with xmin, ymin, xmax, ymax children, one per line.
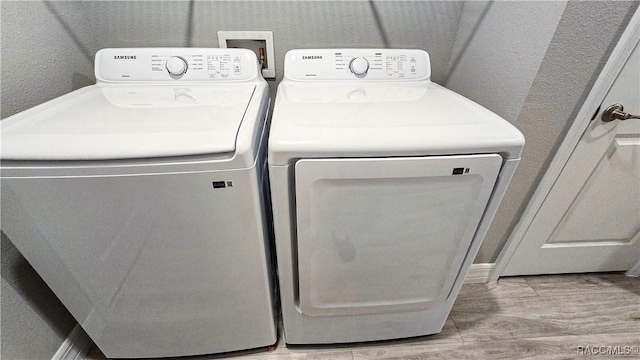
<box><xmin>503</xmin><ymin>39</ymin><xmax>640</xmax><ymax>276</ymax></box>
<box><xmin>295</xmin><ymin>154</ymin><xmax>502</xmax><ymax>316</ymax></box>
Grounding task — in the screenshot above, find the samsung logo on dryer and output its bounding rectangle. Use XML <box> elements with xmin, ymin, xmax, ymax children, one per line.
<box><xmin>302</xmin><ymin>55</ymin><xmax>323</xmax><ymax>60</ymax></box>
<box><xmin>114</xmin><ymin>55</ymin><xmax>137</xmax><ymax>60</ymax></box>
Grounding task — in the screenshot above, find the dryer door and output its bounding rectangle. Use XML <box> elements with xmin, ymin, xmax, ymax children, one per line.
<box><xmin>295</xmin><ymin>154</ymin><xmax>502</xmax><ymax>316</ymax></box>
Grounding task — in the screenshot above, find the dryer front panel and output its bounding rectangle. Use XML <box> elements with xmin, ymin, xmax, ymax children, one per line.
<box><xmin>294</xmin><ymin>154</ymin><xmax>502</xmax><ymax>317</ymax></box>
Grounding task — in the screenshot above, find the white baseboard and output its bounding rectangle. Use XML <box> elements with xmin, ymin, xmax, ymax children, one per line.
<box><xmin>464</xmin><ymin>263</ymin><xmax>496</xmax><ymax>284</ymax></box>
<box><xmin>52</xmin><ymin>324</ymin><xmax>92</xmax><ymax>360</ymax></box>
<box><xmin>627</xmin><ymin>259</ymin><xmax>640</xmax><ymax>277</ymax></box>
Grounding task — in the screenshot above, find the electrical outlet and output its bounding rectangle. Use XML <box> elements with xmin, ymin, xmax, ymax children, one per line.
<box><xmin>217</xmin><ymin>31</ymin><xmax>275</xmax><ymax>79</ymax></box>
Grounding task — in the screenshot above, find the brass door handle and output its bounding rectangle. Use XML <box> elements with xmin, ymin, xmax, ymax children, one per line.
<box><xmin>601</xmin><ymin>103</ymin><xmax>640</xmax><ymax>122</ymax></box>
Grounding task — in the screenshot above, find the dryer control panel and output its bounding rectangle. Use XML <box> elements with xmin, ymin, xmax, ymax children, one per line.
<box><xmin>284</xmin><ymin>49</ymin><xmax>431</xmax><ymax>81</ymax></box>
<box><xmin>95</xmin><ymin>48</ymin><xmax>261</xmax><ymax>83</ymax></box>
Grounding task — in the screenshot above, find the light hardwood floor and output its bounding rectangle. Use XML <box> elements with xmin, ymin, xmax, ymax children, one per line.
<box><xmin>85</xmin><ymin>272</ymin><xmax>639</xmax><ymax>360</ymax></box>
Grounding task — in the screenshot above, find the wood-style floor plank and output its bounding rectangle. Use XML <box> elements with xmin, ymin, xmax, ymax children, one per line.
<box><xmin>83</xmin><ymin>273</ymin><xmax>639</xmax><ymax>360</ymax></box>
<box><xmin>451</xmin><ymin>291</ymin><xmax>639</xmax><ymax>341</ymax></box>
<box><xmin>351</xmin><ymin>332</ymin><xmax>640</xmax><ymax>360</ymax></box>
<box><xmin>240</xmin><ymin>350</ymin><xmax>355</xmax><ymax>360</ymax></box>
<box><xmin>456</xmin><ymin>277</ymin><xmax>538</xmax><ymax>302</ymax></box>
<box><xmin>522</xmin><ymin>272</ymin><xmax>640</xmax><ymax>297</ymax></box>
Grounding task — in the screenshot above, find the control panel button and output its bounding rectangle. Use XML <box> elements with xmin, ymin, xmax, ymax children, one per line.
<box><xmin>349</xmin><ymin>57</ymin><xmax>369</xmax><ymax>76</ymax></box>
<box><xmin>166</xmin><ymin>56</ymin><xmax>188</xmax><ymax>76</ymax></box>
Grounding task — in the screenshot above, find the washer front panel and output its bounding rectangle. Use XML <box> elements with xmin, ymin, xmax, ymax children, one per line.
<box><xmin>2</xmin><ymin>163</ymin><xmax>277</xmax><ymax>358</ymax></box>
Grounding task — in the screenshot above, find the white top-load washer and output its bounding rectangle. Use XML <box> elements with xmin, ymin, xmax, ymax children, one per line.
<box><xmin>269</xmin><ymin>49</ymin><xmax>525</xmax><ymax>344</ymax></box>
<box><xmin>1</xmin><ymin>48</ymin><xmax>276</xmax><ymax>358</ymax></box>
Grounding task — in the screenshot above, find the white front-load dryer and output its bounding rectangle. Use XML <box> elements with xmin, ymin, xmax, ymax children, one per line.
<box><xmin>268</xmin><ymin>49</ymin><xmax>525</xmax><ymax>344</ymax></box>
<box><xmin>1</xmin><ymin>48</ymin><xmax>277</xmax><ymax>358</ymax></box>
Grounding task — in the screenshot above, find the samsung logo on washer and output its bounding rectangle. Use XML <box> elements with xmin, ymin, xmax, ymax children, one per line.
<box><xmin>302</xmin><ymin>55</ymin><xmax>322</xmax><ymax>60</ymax></box>
<box><xmin>114</xmin><ymin>55</ymin><xmax>137</xmax><ymax>60</ymax></box>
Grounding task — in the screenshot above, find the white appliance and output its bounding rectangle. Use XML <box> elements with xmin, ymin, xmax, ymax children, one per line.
<box><xmin>1</xmin><ymin>48</ymin><xmax>277</xmax><ymax>358</ymax></box>
<box><xmin>268</xmin><ymin>49</ymin><xmax>525</xmax><ymax>344</ymax></box>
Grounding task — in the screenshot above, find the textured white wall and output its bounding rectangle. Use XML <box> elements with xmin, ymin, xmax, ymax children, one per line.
<box><xmin>444</xmin><ymin>0</ymin><xmax>567</xmax><ymax>262</ymax></box>
<box><xmin>445</xmin><ymin>1</ymin><xmax>567</xmax><ymax>123</ymax></box>
<box><xmin>447</xmin><ymin>1</ymin><xmax>639</xmax><ymax>262</ymax></box>
<box><xmin>1</xmin><ymin>1</ymin><xmax>638</xmax><ymax>357</ymax></box>
<box><xmin>1</xmin><ymin>234</ymin><xmax>77</xmax><ymax>360</ymax></box>
<box><xmin>485</xmin><ymin>0</ymin><xmax>639</xmax><ymax>263</ymax></box>
<box><xmin>1</xmin><ymin>2</ymin><xmax>92</xmax><ymax>358</ymax></box>
<box><xmin>2</xmin><ymin>0</ymin><xmax>464</xmax><ymax>118</ymax></box>
<box><xmin>0</xmin><ymin>1</ymin><xmax>464</xmax><ymax>358</ymax></box>
<box><xmin>0</xmin><ymin>1</ymin><xmax>97</xmax><ymax>118</ymax></box>
<box><xmin>79</xmin><ymin>0</ymin><xmax>462</xmax><ymax>83</ymax></box>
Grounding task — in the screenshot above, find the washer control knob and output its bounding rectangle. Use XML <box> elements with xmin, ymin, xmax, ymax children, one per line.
<box><xmin>166</xmin><ymin>56</ymin><xmax>188</xmax><ymax>76</ymax></box>
<box><xmin>349</xmin><ymin>57</ymin><xmax>369</xmax><ymax>76</ymax></box>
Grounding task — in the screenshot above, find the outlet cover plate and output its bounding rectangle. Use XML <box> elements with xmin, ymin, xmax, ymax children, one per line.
<box><xmin>218</xmin><ymin>31</ymin><xmax>275</xmax><ymax>79</ymax></box>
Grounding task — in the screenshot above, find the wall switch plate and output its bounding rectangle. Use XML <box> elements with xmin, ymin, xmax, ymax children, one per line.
<box><xmin>217</xmin><ymin>31</ymin><xmax>275</xmax><ymax>79</ymax></box>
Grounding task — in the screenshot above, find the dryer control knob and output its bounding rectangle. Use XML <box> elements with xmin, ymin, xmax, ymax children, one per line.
<box><xmin>349</xmin><ymin>57</ymin><xmax>369</xmax><ymax>76</ymax></box>
<box><xmin>166</xmin><ymin>56</ymin><xmax>188</xmax><ymax>76</ymax></box>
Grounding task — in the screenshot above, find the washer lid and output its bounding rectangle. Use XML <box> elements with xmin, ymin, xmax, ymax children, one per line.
<box><xmin>1</xmin><ymin>84</ymin><xmax>256</xmax><ymax>160</ymax></box>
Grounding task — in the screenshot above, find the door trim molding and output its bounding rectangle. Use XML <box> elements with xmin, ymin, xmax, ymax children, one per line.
<box><xmin>491</xmin><ymin>6</ymin><xmax>640</xmax><ymax>282</ymax></box>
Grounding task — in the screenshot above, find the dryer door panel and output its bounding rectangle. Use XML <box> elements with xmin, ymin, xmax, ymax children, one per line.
<box><xmin>295</xmin><ymin>154</ymin><xmax>502</xmax><ymax>316</ymax></box>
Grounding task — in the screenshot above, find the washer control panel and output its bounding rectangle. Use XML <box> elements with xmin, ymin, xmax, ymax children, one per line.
<box><xmin>95</xmin><ymin>48</ymin><xmax>260</xmax><ymax>82</ymax></box>
<box><xmin>285</xmin><ymin>49</ymin><xmax>430</xmax><ymax>81</ymax></box>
